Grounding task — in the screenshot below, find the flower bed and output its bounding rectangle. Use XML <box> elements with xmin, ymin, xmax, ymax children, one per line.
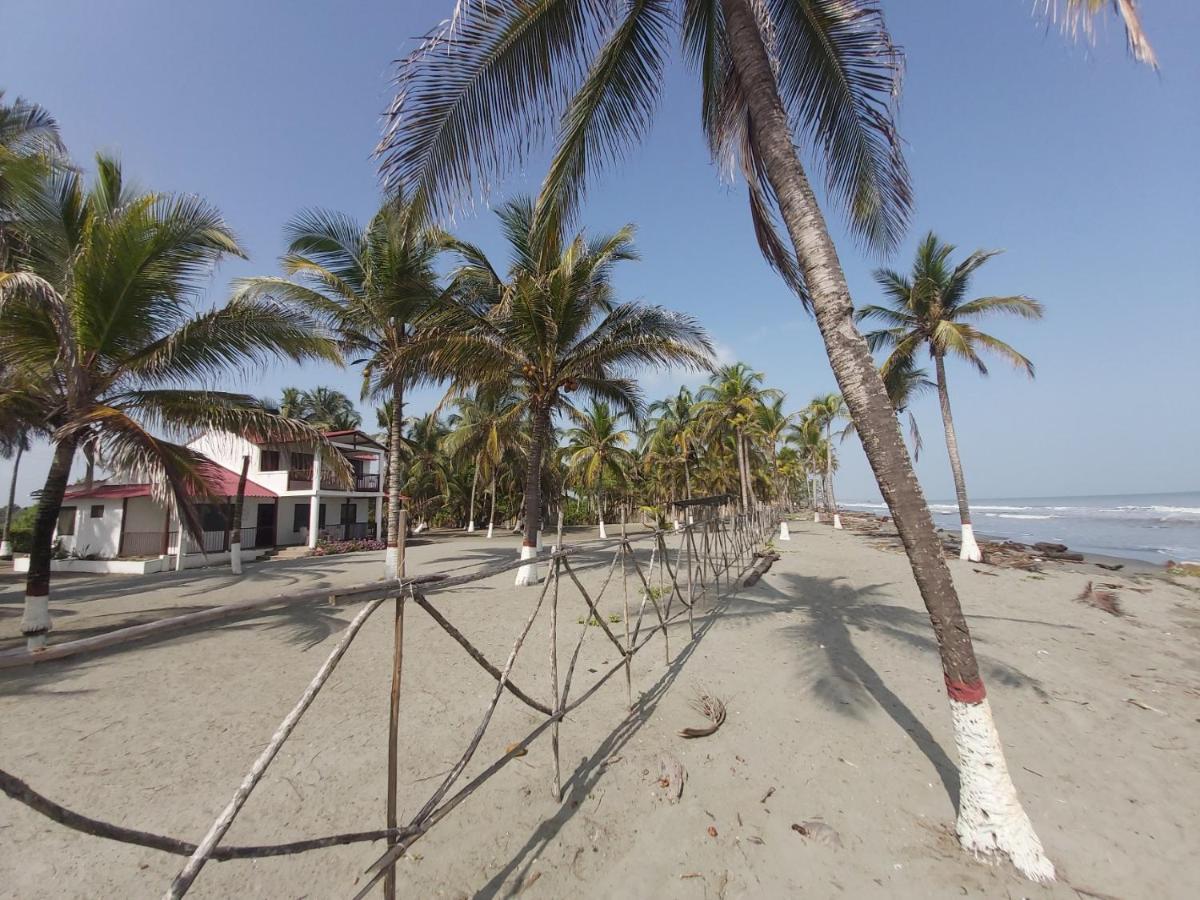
<box><xmin>311</xmin><ymin>538</ymin><xmax>386</xmax><ymax>557</ymax></box>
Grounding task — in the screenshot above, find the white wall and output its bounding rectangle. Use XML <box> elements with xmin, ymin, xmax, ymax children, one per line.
<box><xmin>58</xmin><ymin>500</ymin><xmax>122</xmax><ymax>559</ymax></box>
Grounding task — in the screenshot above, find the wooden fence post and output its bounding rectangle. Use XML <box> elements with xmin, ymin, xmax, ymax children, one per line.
<box><xmin>384</xmin><ymin>509</ymin><xmax>406</xmax><ymax>900</ymax></box>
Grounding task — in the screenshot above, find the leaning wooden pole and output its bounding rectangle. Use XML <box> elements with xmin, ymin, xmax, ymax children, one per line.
<box><xmin>621</xmin><ymin>512</ymin><xmax>632</xmax><ymax>710</ymax></box>
<box><xmin>548</xmin><ymin>556</ymin><xmax>562</xmax><ymax>801</ymax></box>
<box><xmin>162</xmin><ymin>595</ymin><xmax>388</xmax><ymax>899</ymax></box>
<box><xmin>384</xmin><ymin>511</ymin><xmax>407</xmax><ymax>900</ymax></box>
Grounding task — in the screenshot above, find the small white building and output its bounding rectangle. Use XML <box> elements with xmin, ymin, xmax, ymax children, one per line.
<box><xmin>32</xmin><ymin>428</ymin><xmax>387</xmax><ymax>573</ymax></box>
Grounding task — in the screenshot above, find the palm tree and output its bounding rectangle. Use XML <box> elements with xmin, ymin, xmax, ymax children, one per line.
<box><xmin>860</xmin><ymin>233</ymin><xmax>1043</xmax><ymax>561</ymax></box>
<box><xmin>0</xmin><ymin>154</ymin><xmax>348</xmax><ymax>649</ymax></box>
<box><xmin>755</xmin><ymin>395</ymin><xmax>796</xmax><ymax>504</ymax></box>
<box><xmin>0</xmin><ymin>432</ymin><xmax>29</xmax><ymax>560</ymax></box>
<box><xmin>787</xmin><ymin>414</ymin><xmax>830</xmax><ymax>521</ymax></box>
<box><xmin>235</xmin><ymin>194</ymin><xmax>445</xmax><ymax>579</ymax></box>
<box><xmin>402</xmin><ymin>413</ymin><xmax>449</xmax><ymax>529</ymax></box>
<box><xmin>381</xmin><ymin>1</ymin><xmax>1151</xmax><ymax>878</ymax></box>
<box><xmin>804</xmin><ymin>393</ymin><xmax>849</xmax><ymax>528</ymax></box>
<box><xmin>646</xmin><ymin>386</ymin><xmax>700</xmax><ymax>518</ymax></box>
<box><xmin>1</xmin><ymin>92</ymin><xmax>63</xmax><ymax>269</ymax></box>
<box><xmin>564</xmin><ymin>401</ymin><xmax>635</xmax><ymax>539</ymax></box>
<box><xmin>403</xmin><ymin>198</ymin><xmax>713</xmax><ymax>584</ymax></box>
<box><xmin>442</xmin><ymin>387</ymin><xmax>525</xmax><ymax>535</ymax></box>
<box><xmin>696</xmin><ymin>363</ymin><xmax>779</xmax><ymax>510</ymax></box>
<box><xmin>299</xmin><ymin>386</ymin><xmax>363</xmax><ymax>431</ymax></box>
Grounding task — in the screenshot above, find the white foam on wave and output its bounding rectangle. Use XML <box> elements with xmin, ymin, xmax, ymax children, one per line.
<box><xmin>989</xmin><ymin>513</ymin><xmax>1056</xmax><ymax>520</ymax></box>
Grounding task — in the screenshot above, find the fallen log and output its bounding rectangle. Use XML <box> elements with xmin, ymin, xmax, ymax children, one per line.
<box><xmin>744</xmin><ymin>552</ymin><xmax>780</xmax><ymax>587</ymax></box>
<box><xmin>1040</xmin><ymin>550</ymin><xmax>1085</xmax><ymax>562</ymax></box>
<box><xmin>1034</xmin><ymin>542</ymin><xmax>1069</xmax><ymax>553</ymax></box>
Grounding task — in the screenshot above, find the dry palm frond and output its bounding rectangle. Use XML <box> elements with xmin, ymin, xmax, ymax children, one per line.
<box><xmin>678</xmin><ymin>689</ymin><xmax>727</xmax><ymax>738</ymax></box>
<box><xmin>1075</xmin><ymin>580</ymin><xmax>1124</xmax><ymax>617</ymax></box>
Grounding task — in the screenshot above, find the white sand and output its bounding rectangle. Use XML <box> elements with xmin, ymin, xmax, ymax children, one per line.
<box><xmin>2</xmin><ymin>521</ymin><xmax>1198</xmax><ymax>898</ymax></box>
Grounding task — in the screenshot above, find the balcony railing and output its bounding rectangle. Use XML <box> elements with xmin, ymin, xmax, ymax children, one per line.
<box><xmin>287</xmin><ymin>468</ymin><xmax>381</xmax><ymax>492</ymax></box>
<box><xmin>156</xmin><ymin>527</ymin><xmax>259</xmax><ymax>557</ymax></box>
<box><xmin>319</xmin><ymin>522</ymin><xmax>372</xmax><ymax>542</ymax></box>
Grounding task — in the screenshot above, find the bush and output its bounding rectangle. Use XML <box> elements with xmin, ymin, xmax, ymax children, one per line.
<box><xmin>311</xmin><ymin>538</ymin><xmax>386</xmax><ymax>557</ymax></box>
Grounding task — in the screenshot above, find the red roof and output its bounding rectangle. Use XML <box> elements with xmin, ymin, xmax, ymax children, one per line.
<box><xmin>64</xmin><ymin>463</ymin><xmax>276</xmax><ymax>501</ymax></box>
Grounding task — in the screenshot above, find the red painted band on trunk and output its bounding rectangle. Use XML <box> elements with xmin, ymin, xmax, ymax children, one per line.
<box><xmin>945</xmin><ymin>676</ymin><xmax>987</xmax><ymax>704</ymax></box>
<box><xmin>521</xmin><ymin>541</ymin><xmax>536</xmax><ymax>548</ymax></box>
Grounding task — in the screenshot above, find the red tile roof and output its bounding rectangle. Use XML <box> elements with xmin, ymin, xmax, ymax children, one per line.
<box><xmin>63</xmin><ymin>463</ymin><xmax>276</xmax><ymax>501</ymax></box>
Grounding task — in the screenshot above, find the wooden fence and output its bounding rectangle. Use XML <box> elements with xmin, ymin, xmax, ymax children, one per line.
<box><xmin>1</xmin><ymin>504</ymin><xmax>782</xmax><ymax>899</ymax></box>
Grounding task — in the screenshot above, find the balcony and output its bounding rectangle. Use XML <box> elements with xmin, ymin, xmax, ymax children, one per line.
<box><xmin>286</xmin><ymin>468</ymin><xmax>381</xmax><ymax>493</ymax></box>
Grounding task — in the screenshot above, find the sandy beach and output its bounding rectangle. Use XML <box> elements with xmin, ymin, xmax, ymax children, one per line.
<box><xmin>2</xmin><ymin>520</ymin><xmax>1198</xmax><ymax>898</ymax></box>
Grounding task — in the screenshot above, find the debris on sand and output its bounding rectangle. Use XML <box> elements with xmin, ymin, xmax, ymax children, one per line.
<box><xmin>658</xmin><ymin>753</ymin><xmax>686</xmax><ymax>802</ymax></box>
<box><xmin>1075</xmin><ymin>581</ymin><xmax>1124</xmax><ymax>617</ymax></box>
<box><xmin>791</xmin><ymin>820</ymin><xmax>843</xmax><ymax>848</ymax></box>
<box><xmin>679</xmin><ymin>690</ymin><xmax>727</xmax><ymax>738</ymax></box>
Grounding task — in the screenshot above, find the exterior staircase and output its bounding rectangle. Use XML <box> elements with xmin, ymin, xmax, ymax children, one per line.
<box><xmin>267</xmin><ymin>546</ymin><xmax>312</xmax><ymax>562</ymax></box>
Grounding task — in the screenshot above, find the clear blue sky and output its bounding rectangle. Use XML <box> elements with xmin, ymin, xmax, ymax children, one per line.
<box><xmin>2</xmin><ymin>0</ymin><xmax>1197</xmax><ymax>506</ymax></box>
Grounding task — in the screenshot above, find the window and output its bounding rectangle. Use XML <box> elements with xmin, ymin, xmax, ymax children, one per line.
<box><xmin>318</xmin><ymin>504</ymin><xmax>327</xmax><ymax>529</ymax></box>
<box><xmin>90</xmin><ymin>505</ymin><xmax>104</xmax><ymax>519</ymax></box>
<box><xmin>57</xmin><ymin>507</ymin><xmax>76</xmax><ymax>536</ymax></box>
<box><xmin>291</xmin><ymin>452</ymin><xmax>314</xmax><ymax>472</ymax></box>
<box><xmin>195</xmin><ymin>503</ymin><xmax>228</xmax><ymax>532</ymax></box>
<box><xmin>341</xmin><ymin>502</ymin><xmax>356</xmax><ymax>525</ymax></box>
<box><xmin>261</xmin><ymin>449</ymin><xmax>282</xmax><ymax>471</ymax></box>
<box><xmin>293</xmin><ymin>503</ymin><xmax>310</xmax><ymax>532</ymax></box>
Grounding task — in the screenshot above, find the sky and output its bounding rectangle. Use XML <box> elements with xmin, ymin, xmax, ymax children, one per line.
<box><xmin>2</xmin><ymin>0</ymin><xmax>1197</xmax><ymax>506</ymax></box>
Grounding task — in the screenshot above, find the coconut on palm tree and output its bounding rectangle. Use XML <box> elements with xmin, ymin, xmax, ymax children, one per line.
<box><xmin>859</xmin><ymin>232</ymin><xmax>1043</xmax><ymax>561</ymax></box>
<box><xmin>564</xmin><ymin>400</ymin><xmax>635</xmax><ymax>539</ymax></box>
<box><xmin>235</xmin><ymin>194</ymin><xmax>446</xmax><ymax>579</ymax></box>
<box><xmin>401</xmin><ymin>197</ymin><xmax>712</xmax><ymax>584</ymax></box>
<box><xmin>381</xmin><ymin>0</ymin><xmax>1152</xmax><ymax>878</ymax></box>
<box><xmin>0</xmin><ymin>154</ymin><xmax>348</xmax><ymax>648</ymax></box>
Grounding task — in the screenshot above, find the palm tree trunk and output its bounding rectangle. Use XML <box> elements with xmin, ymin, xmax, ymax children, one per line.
<box><xmin>23</xmin><ymin>435</ymin><xmax>78</xmax><ymax>650</ymax></box>
<box><xmin>743</xmin><ymin>433</ymin><xmax>757</xmax><ymax>508</ymax></box>
<box><xmin>487</xmin><ymin>472</ymin><xmax>497</xmax><ymax>538</ymax></box>
<box><xmin>467</xmin><ymin>458</ymin><xmax>478</xmax><ymax>532</ymax></box>
<box><xmin>935</xmin><ymin>354</ymin><xmax>980</xmax><ymax>561</ymax></box>
<box><xmin>825</xmin><ymin>424</ymin><xmax>842</xmax><ymax>529</ymax></box>
<box><xmin>735</xmin><ymin>427</ymin><xmax>749</xmax><ymax>509</ymax></box>
<box><xmin>385</xmin><ymin>381</ymin><xmax>404</xmax><ymax>580</ymax></box>
<box><xmin>720</xmin><ymin>0</ymin><xmax>1052</xmax><ymax>881</ymax></box>
<box><xmin>597</xmin><ymin>486</ymin><xmax>607</xmax><ymax>539</ymax></box>
<box><xmin>1</xmin><ymin>443</ymin><xmax>23</xmax><ymax>559</ymax></box>
<box><xmin>516</xmin><ymin>402</ymin><xmax>550</xmax><ymax>585</ymax></box>
<box><xmin>229</xmin><ymin>455</ymin><xmax>249</xmax><ymax>575</ymax></box>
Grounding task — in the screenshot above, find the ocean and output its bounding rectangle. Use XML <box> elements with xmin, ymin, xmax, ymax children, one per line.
<box><xmin>840</xmin><ymin>491</ymin><xmax>1200</xmax><ymax>564</ymax></box>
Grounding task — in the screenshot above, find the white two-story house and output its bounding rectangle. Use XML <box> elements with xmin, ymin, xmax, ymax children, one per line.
<box><xmin>34</xmin><ymin>428</ymin><xmax>386</xmax><ymax>573</ymax></box>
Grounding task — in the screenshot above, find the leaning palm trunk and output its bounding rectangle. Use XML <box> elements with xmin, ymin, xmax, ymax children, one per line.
<box><xmin>721</xmin><ymin>0</ymin><xmax>1052</xmax><ymax>880</ymax></box>
<box><xmin>597</xmin><ymin>487</ymin><xmax>607</xmax><ymax>539</ymax></box>
<box><xmin>22</xmin><ymin>436</ymin><xmax>78</xmax><ymax>650</ymax></box>
<box><xmin>935</xmin><ymin>355</ymin><xmax>980</xmax><ymax>561</ymax></box>
<box><xmin>385</xmin><ymin>382</ymin><xmax>404</xmax><ymax>580</ymax></box>
<box><xmin>734</xmin><ymin>427</ymin><xmax>749</xmax><ymax>509</ymax></box>
<box><xmin>516</xmin><ymin>404</ymin><xmax>550</xmax><ymax>586</ymax></box>
<box><xmin>1</xmin><ymin>443</ymin><xmax>22</xmax><ymax>560</ymax></box>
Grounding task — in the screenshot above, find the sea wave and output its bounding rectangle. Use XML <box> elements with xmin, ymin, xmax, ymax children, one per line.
<box><xmin>987</xmin><ymin>513</ymin><xmax>1056</xmax><ymax>520</ymax></box>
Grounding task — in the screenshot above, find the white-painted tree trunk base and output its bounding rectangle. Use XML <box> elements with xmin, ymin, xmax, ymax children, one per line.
<box><xmin>813</xmin><ymin>511</ymin><xmax>820</xmax><ymax>523</ymax></box>
<box><xmin>833</xmin><ymin>514</ymin><xmax>843</xmax><ymax>529</ymax></box>
<box><xmin>598</xmin><ymin>521</ymin><xmax>608</xmax><ymax>539</ymax></box>
<box><xmin>486</xmin><ymin>523</ymin><xmax>494</xmax><ymax>539</ymax></box>
<box><xmin>515</xmin><ymin>545</ymin><xmax>541</xmax><ymax>586</ymax></box>
<box><xmin>535</xmin><ymin>531</ymin><xmax>544</xmax><ymax>551</ymax></box>
<box><xmin>673</xmin><ymin>519</ymin><xmax>681</xmax><ymax>532</ymax></box>
<box><xmin>230</xmin><ymin>542</ymin><xmax>242</xmax><ymax>575</ymax></box>
<box><xmin>22</xmin><ymin>594</ymin><xmax>50</xmax><ymax>650</ymax></box>
<box><xmin>175</xmin><ymin>550</ymin><xmax>186</xmax><ymax>572</ymax></box>
<box><xmin>950</xmin><ymin>698</ymin><xmax>1055</xmax><ymax>883</ymax></box>
<box><xmin>414</xmin><ymin>522</ymin><xmax>427</xmax><ymax>534</ymax></box>
<box><xmin>959</xmin><ymin>523</ymin><xmax>983</xmax><ymax>562</ymax></box>
<box><xmin>467</xmin><ymin>521</ymin><xmax>475</xmax><ymax>533</ymax></box>
<box><xmin>779</xmin><ymin>521</ymin><xmax>791</xmax><ymax>541</ymax></box>
<box><xmin>0</xmin><ymin>539</ymin><xmax>12</xmax><ymax>560</ymax></box>
<box><xmin>384</xmin><ymin>546</ymin><xmax>400</xmax><ymax>581</ymax></box>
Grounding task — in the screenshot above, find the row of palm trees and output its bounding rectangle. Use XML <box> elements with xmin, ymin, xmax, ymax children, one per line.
<box><xmin>373</xmin><ymin>0</ymin><xmax>1150</xmax><ymax>881</ymax></box>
